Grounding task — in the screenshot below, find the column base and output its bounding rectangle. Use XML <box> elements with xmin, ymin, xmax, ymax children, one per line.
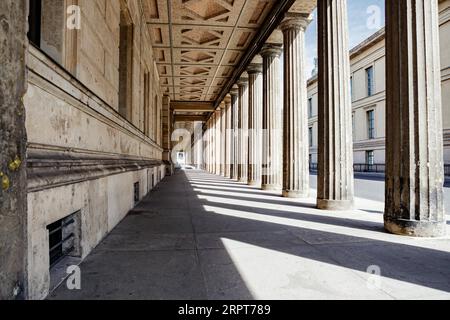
<box><xmin>262</xmin><ymin>184</ymin><xmax>282</xmax><ymax>191</ymax></box>
<box><xmin>238</xmin><ymin>178</ymin><xmax>248</xmax><ymax>184</ymax></box>
<box><xmin>384</xmin><ymin>217</ymin><xmax>447</xmax><ymax>238</ymax></box>
<box><xmin>282</xmin><ymin>190</ymin><xmax>309</xmax><ymax>199</ymax></box>
<box><xmin>248</xmin><ymin>180</ymin><xmax>261</xmax><ymax>187</ymax></box>
<box><xmin>317</xmin><ymin>199</ymin><xmax>354</xmax><ymax>211</ymax></box>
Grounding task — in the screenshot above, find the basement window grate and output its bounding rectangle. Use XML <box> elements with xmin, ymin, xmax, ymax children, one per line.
<box><xmin>47</xmin><ymin>216</ymin><xmax>76</xmax><ymax>268</ymax></box>
<box><xmin>134</xmin><ymin>182</ymin><xmax>140</xmax><ymax>205</ymax></box>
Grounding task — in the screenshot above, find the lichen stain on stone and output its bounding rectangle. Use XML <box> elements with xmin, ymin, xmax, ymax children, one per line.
<box><xmin>8</xmin><ymin>156</ymin><xmax>22</xmax><ymax>172</ymax></box>
<box><xmin>1</xmin><ymin>172</ymin><xmax>11</xmax><ymax>191</ymax></box>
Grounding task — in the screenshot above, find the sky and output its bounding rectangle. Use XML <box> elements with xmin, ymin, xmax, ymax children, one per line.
<box><xmin>304</xmin><ymin>0</ymin><xmax>385</xmax><ymax>78</ymax></box>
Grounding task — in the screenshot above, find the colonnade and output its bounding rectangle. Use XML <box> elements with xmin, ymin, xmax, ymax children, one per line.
<box><xmin>202</xmin><ymin>0</ymin><xmax>446</xmax><ymax>238</ymax></box>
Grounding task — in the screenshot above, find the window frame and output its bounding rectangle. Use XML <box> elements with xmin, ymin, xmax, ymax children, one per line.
<box><xmin>366</xmin><ymin>109</ymin><xmax>376</xmax><ymax>140</ymax></box>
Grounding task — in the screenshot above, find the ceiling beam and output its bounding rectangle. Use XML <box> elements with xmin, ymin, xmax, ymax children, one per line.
<box><xmin>173</xmin><ymin>115</ymin><xmax>208</xmax><ymax>123</ymax></box>
<box><xmin>213</xmin><ymin>0</ymin><xmax>297</xmax><ymax>111</ymax></box>
<box><xmin>171</xmin><ymin>101</ymin><xmax>215</xmax><ymax>113</ymax></box>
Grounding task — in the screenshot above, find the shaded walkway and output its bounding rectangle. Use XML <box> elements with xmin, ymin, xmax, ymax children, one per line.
<box><xmin>50</xmin><ymin>170</ymin><xmax>450</xmax><ymax>300</ymax></box>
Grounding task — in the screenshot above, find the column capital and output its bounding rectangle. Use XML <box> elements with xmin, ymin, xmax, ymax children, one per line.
<box><xmin>247</xmin><ymin>63</ymin><xmax>263</xmax><ymax>75</ymax></box>
<box><xmin>229</xmin><ymin>86</ymin><xmax>239</xmax><ymax>97</ymax></box>
<box><xmin>280</xmin><ymin>13</ymin><xmax>312</xmax><ymax>32</ymax></box>
<box><xmin>237</xmin><ymin>77</ymin><xmax>248</xmax><ymax>88</ymax></box>
<box><xmin>260</xmin><ymin>44</ymin><xmax>283</xmax><ymax>58</ymax></box>
<box><xmin>219</xmin><ymin>101</ymin><xmax>226</xmax><ymax>109</ymax></box>
<box><xmin>224</xmin><ymin>94</ymin><xmax>232</xmax><ymax>105</ymax></box>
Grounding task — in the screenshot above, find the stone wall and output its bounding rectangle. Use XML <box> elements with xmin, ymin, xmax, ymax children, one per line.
<box><xmin>23</xmin><ymin>0</ymin><xmax>167</xmax><ymax>299</ymax></box>
<box><xmin>0</xmin><ymin>0</ymin><xmax>28</xmax><ymax>300</ymax></box>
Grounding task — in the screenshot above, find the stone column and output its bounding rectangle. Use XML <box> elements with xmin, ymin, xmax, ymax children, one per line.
<box><xmin>162</xmin><ymin>96</ymin><xmax>173</xmax><ymax>175</ymax></box>
<box><xmin>205</xmin><ymin>120</ymin><xmax>209</xmax><ymax>172</ymax></box>
<box><xmin>215</xmin><ymin>108</ymin><xmax>222</xmax><ymax>176</ymax></box>
<box><xmin>247</xmin><ymin>62</ymin><xmax>263</xmax><ymax>187</ymax></box>
<box><xmin>317</xmin><ymin>0</ymin><xmax>354</xmax><ymax>210</ymax></box>
<box><xmin>0</xmin><ymin>0</ymin><xmax>28</xmax><ymax>300</ymax></box>
<box><xmin>231</xmin><ymin>88</ymin><xmax>240</xmax><ymax>180</ymax></box>
<box><xmin>220</xmin><ymin>102</ymin><xmax>226</xmax><ymax>176</ymax></box>
<box><xmin>212</xmin><ymin>112</ymin><xmax>217</xmax><ymax>174</ymax></box>
<box><xmin>225</xmin><ymin>95</ymin><xmax>232</xmax><ymax>178</ymax></box>
<box><xmin>384</xmin><ymin>0</ymin><xmax>446</xmax><ymax>237</ymax></box>
<box><xmin>261</xmin><ymin>44</ymin><xmax>283</xmax><ymax>191</ymax></box>
<box><xmin>194</xmin><ymin>121</ymin><xmax>204</xmax><ymax>170</ymax></box>
<box><xmin>237</xmin><ymin>77</ymin><xmax>249</xmax><ymax>183</ymax></box>
<box><xmin>280</xmin><ymin>14</ymin><xmax>311</xmax><ymax>198</ymax></box>
<box><xmin>207</xmin><ymin>119</ymin><xmax>212</xmax><ymax>173</ymax></box>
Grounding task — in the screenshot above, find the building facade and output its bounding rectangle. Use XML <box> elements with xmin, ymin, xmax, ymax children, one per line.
<box><xmin>308</xmin><ymin>0</ymin><xmax>450</xmax><ymax>168</ymax></box>
<box><xmin>23</xmin><ymin>0</ymin><xmax>169</xmax><ymax>299</ymax></box>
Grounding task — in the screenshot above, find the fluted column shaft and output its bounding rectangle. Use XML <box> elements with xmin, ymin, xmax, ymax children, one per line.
<box><xmin>247</xmin><ymin>65</ymin><xmax>263</xmax><ymax>186</ymax></box>
<box><xmin>230</xmin><ymin>90</ymin><xmax>239</xmax><ymax>180</ymax></box>
<box><xmin>212</xmin><ymin>113</ymin><xmax>216</xmax><ymax>174</ymax></box>
<box><xmin>384</xmin><ymin>0</ymin><xmax>446</xmax><ymax>237</ymax></box>
<box><xmin>225</xmin><ymin>98</ymin><xmax>232</xmax><ymax>178</ymax></box>
<box><xmin>261</xmin><ymin>45</ymin><xmax>283</xmax><ymax>191</ymax></box>
<box><xmin>281</xmin><ymin>15</ymin><xmax>311</xmax><ymax>198</ymax></box>
<box><xmin>317</xmin><ymin>0</ymin><xmax>354</xmax><ymax>210</ymax></box>
<box><xmin>215</xmin><ymin>109</ymin><xmax>222</xmax><ymax>175</ymax></box>
<box><xmin>220</xmin><ymin>103</ymin><xmax>226</xmax><ymax>176</ymax></box>
<box><xmin>206</xmin><ymin>121</ymin><xmax>211</xmax><ymax>172</ymax></box>
<box><xmin>210</xmin><ymin>117</ymin><xmax>215</xmax><ymax>173</ymax></box>
<box><xmin>237</xmin><ymin>79</ymin><xmax>249</xmax><ymax>183</ymax></box>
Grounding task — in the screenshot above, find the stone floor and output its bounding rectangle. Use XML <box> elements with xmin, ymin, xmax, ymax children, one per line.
<box><xmin>49</xmin><ymin>169</ymin><xmax>450</xmax><ymax>300</ymax></box>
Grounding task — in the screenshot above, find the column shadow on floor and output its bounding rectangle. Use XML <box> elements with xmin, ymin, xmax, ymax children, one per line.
<box><xmin>49</xmin><ymin>170</ymin><xmax>450</xmax><ymax>300</ymax></box>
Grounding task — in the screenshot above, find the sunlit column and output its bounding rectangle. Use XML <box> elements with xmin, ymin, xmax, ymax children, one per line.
<box><xmin>384</xmin><ymin>0</ymin><xmax>446</xmax><ymax>237</ymax></box>
<box><xmin>231</xmin><ymin>87</ymin><xmax>240</xmax><ymax>180</ymax></box>
<box><xmin>261</xmin><ymin>44</ymin><xmax>283</xmax><ymax>191</ymax></box>
<box><xmin>247</xmin><ymin>60</ymin><xmax>263</xmax><ymax>187</ymax></box>
<box><xmin>237</xmin><ymin>77</ymin><xmax>249</xmax><ymax>183</ymax></box>
<box><xmin>215</xmin><ymin>108</ymin><xmax>222</xmax><ymax>176</ymax></box>
<box><xmin>225</xmin><ymin>95</ymin><xmax>232</xmax><ymax>178</ymax></box>
<box><xmin>280</xmin><ymin>14</ymin><xmax>311</xmax><ymax>198</ymax></box>
<box><xmin>220</xmin><ymin>101</ymin><xmax>226</xmax><ymax>176</ymax></box>
<box><xmin>317</xmin><ymin>0</ymin><xmax>354</xmax><ymax>210</ymax></box>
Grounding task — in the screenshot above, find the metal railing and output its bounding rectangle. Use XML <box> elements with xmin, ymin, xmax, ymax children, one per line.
<box><xmin>311</xmin><ymin>163</ymin><xmax>450</xmax><ymax>177</ymax></box>
<box><xmin>353</xmin><ymin>164</ymin><xmax>386</xmax><ymax>173</ymax></box>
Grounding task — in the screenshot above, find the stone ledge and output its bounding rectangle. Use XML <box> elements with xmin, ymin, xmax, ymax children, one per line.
<box><xmin>28</xmin><ymin>146</ymin><xmax>163</xmax><ymax>193</ymax></box>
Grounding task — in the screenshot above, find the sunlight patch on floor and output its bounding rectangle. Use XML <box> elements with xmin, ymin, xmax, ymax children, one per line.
<box><xmin>220</xmin><ymin>238</ymin><xmax>391</xmax><ymax>300</ymax></box>
<box><xmin>201</xmin><ymin>204</ymin><xmax>450</xmax><ymax>251</ymax></box>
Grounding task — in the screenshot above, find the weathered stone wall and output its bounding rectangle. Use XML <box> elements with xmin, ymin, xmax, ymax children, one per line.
<box><xmin>0</xmin><ymin>0</ymin><xmax>28</xmax><ymax>300</ymax></box>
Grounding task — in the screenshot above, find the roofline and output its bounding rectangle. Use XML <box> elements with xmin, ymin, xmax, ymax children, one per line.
<box><xmin>307</xmin><ymin>27</ymin><xmax>386</xmax><ymax>86</ymax></box>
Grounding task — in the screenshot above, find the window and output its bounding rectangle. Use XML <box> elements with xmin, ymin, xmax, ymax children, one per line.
<box><xmin>119</xmin><ymin>7</ymin><xmax>134</xmax><ymax>121</ymax></box>
<box><xmin>27</xmin><ymin>0</ymin><xmax>66</xmax><ymax>64</ymax></box>
<box><xmin>352</xmin><ymin>113</ymin><xmax>356</xmax><ymax>140</ymax></box>
<box><xmin>366</xmin><ymin>66</ymin><xmax>374</xmax><ymax>96</ymax></box>
<box><xmin>308</xmin><ymin>98</ymin><xmax>313</xmax><ymax>118</ymax></box>
<box><xmin>367</xmin><ymin>110</ymin><xmax>375</xmax><ymax>139</ymax></box>
<box><xmin>366</xmin><ymin>150</ymin><xmax>375</xmax><ymax>166</ymax></box>
<box><xmin>144</xmin><ymin>72</ymin><xmax>151</xmax><ymax>136</ymax></box>
<box><xmin>28</xmin><ymin>0</ymin><xmax>42</xmax><ymax>47</ymax></box>
<box><xmin>350</xmin><ymin>76</ymin><xmax>353</xmax><ymax>101</ymax></box>
<box><xmin>309</xmin><ymin>127</ymin><xmax>313</xmax><ymax>147</ymax></box>
<box><xmin>134</xmin><ymin>182</ymin><xmax>140</xmax><ymax>205</ymax></box>
<box><xmin>154</xmin><ymin>95</ymin><xmax>159</xmax><ymax>140</ymax></box>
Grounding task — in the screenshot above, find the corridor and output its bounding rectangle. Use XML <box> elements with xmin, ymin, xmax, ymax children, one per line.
<box><xmin>49</xmin><ymin>170</ymin><xmax>450</xmax><ymax>300</ymax></box>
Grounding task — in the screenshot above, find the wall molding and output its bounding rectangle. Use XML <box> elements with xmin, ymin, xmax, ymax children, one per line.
<box><xmin>28</xmin><ymin>144</ymin><xmax>163</xmax><ymax>193</ymax></box>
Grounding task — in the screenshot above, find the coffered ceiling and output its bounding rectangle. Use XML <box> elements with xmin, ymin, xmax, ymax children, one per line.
<box><xmin>144</xmin><ymin>0</ymin><xmax>317</xmax><ymax>107</ymax></box>
<box><xmin>144</xmin><ymin>0</ymin><xmax>280</xmax><ymax>103</ymax></box>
